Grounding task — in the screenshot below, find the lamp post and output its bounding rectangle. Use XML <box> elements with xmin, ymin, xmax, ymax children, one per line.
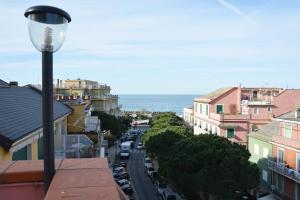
<box><xmin>24</xmin><ymin>5</ymin><xmax>71</xmax><ymax>193</ymax></box>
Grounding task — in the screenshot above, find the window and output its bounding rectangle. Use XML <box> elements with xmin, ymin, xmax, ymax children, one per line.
<box><xmin>277</xmin><ymin>148</ymin><xmax>284</xmax><ymax>164</ymax></box>
<box><xmin>12</xmin><ymin>146</ymin><xmax>28</xmax><ymax>160</ymax></box>
<box><xmin>200</xmin><ymin>104</ymin><xmax>202</xmax><ymax>114</ymax></box>
<box><xmin>194</xmin><ymin>103</ymin><xmax>197</xmax><ymax>113</ymax></box>
<box><xmin>254</xmin><ymin>144</ymin><xmax>260</xmax><ymax>155</ymax></box>
<box><xmin>262</xmin><ymin>170</ymin><xmax>268</xmax><ymax>182</ymax></box>
<box><xmin>216</xmin><ymin>105</ymin><xmax>223</xmax><ymax>114</ymax></box>
<box><xmin>205</xmin><ymin>123</ymin><xmax>208</xmax><ymax>130</ymax></box>
<box><xmin>284</xmin><ymin>124</ymin><xmax>292</xmax><ymax>138</ymax></box>
<box><xmin>268</xmin><ymin>106</ymin><xmax>272</xmax><ymax>112</ymax></box>
<box><xmin>199</xmin><ymin>120</ymin><xmax>202</xmax><ymax>128</ymax></box>
<box><xmin>206</xmin><ymin>104</ymin><xmax>209</xmax><ymax>116</ymax></box>
<box><xmin>253</xmin><ymin>91</ymin><xmax>258</xmax><ymax>99</ymax></box>
<box><xmin>297</xmin><ymin>154</ymin><xmax>300</xmax><ymax>172</ymax></box>
<box><xmin>214</xmin><ymin>127</ymin><xmax>218</xmax><ymax>135</ymax></box>
<box><xmin>227</xmin><ymin>128</ymin><xmax>235</xmax><ymax>138</ymax></box>
<box><xmin>253</xmin><ymin>107</ymin><xmax>259</xmax><ymax>115</ymax></box>
<box><xmin>263</xmin><ymin>147</ymin><xmax>269</xmax><ymax>158</ymax></box>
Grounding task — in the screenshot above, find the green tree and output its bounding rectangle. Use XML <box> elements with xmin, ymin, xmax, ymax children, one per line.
<box><xmin>164</xmin><ymin>135</ymin><xmax>259</xmax><ymax>200</ymax></box>
<box><xmin>91</xmin><ymin>111</ymin><xmax>128</xmax><ymax>137</ymax></box>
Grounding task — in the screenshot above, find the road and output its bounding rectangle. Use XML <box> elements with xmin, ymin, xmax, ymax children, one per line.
<box><xmin>127</xmin><ymin>135</ymin><xmax>160</xmax><ymax>200</ymax></box>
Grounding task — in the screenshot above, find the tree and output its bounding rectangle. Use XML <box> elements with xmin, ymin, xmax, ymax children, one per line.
<box><xmin>164</xmin><ymin>135</ymin><xmax>259</xmax><ymax>200</ymax></box>
<box><xmin>91</xmin><ymin>111</ymin><xmax>128</xmax><ymax>137</ymax></box>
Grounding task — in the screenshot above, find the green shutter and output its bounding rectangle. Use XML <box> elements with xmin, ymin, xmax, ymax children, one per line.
<box><xmin>278</xmin><ymin>175</ymin><xmax>284</xmax><ymax>193</ymax></box>
<box><xmin>12</xmin><ymin>146</ymin><xmax>27</xmax><ymax>160</ymax></box>
<box><xmin>227</xmin><ymin>128</ymin><xmax>234</xmax><ymax>138</ymax></box>
<box><xmin>38</xmin><ymin>137</ymin><xmax>44</xmax><ymax>160</ymax></box>
<box><xmin>216</xmin><ymin>105</ymin><xmax>223</xmax><ymax>114</ymax></box>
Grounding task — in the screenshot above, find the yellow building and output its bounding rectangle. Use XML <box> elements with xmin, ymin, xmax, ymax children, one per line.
<box><xmin>0</xmin><ymin>83</ymin><xmax>72</xmax><ymax>161</ymax></box>
<box><xmin>55</xmin><ymin>79</ymin><xmax>121</xmax><ymax>117</ymax></box>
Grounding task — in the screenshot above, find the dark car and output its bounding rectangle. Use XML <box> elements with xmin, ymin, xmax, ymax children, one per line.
<box><xmin>118</xmin><ymin>172</ymin><xmax>130</xmax><ymax>180</ymax></box>
<box><xmin>122</xmin><ymin>185</ymin><xmax>133</xmax><ymax>195</ymax></box>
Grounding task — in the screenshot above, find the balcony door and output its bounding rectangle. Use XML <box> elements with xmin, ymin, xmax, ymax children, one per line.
<box><xmin>277</xmin><ymin>148</ymin><xmax>284</xmax><ymax>165</ymax></box>
<box><xmin>297</xmin><ymin>154</ymin><xmax>300</xmax><ymax>172</ymax></box>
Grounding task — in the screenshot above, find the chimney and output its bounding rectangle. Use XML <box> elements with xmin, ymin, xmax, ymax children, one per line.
<box><xmin>9</xmin><ymin>81</ymin><xmax>18</xmax><ymax>87</ymax></box>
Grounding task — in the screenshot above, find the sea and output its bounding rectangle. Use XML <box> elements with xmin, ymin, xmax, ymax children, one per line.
<box><xmin>119</xmin><ymin>95</ymin><xmax>198</xmax><ymax>115</ymax></box>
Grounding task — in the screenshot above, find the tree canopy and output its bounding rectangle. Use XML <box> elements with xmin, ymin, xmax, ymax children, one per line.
<box><xmin>142</xmin><ymin>113</ymin><xmax>259</xmax><ymax>200</ymax></box>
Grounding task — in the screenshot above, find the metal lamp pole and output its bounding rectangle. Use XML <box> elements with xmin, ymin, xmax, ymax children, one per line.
<box><xmin>24</xmin><ymin>5</ymin><xmax>71</xmax><ymax>193</ymax></box>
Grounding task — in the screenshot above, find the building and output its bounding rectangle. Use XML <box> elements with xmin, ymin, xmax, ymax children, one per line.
<box><xmin>55</xmin><ymin>79</ymin><xmax>121</xmax><ymax>117</ymax></box>
<box><xmin>0</xmin><ymin>158</ymin><xmax>129</xmax><ymax>200</ymax></box>
<box><xmin>192</xmin><ymin>85</ymin><xmax>300</xmax><ymax>146</ymax></box>
<box><xmin>0</xmin><ymin>82</ymin><xmax>72</xmax><ymax>161</ymax></box>
<box><xmin>183</xmin><ymin>107</ymin><xmax>194</xmax><ymax>128</ymax></box>
<box><xmin>268</xmin><ymin>110</ymin><xmax>300</xmax><ymax>200</ymax></box>
<box><xmin>248</xmin><ymin>121</ymin><xmax>280</xmax><ymax>191</ymax></box>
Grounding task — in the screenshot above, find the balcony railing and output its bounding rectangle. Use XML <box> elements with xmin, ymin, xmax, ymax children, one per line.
<box><xmin>209</xmin><ymin>112</ymin><xmax>251</xmax><ymax>121</ymax></box>
<box><xmin>268</xmin><ymin>160</ymin><xmax>300</xmax><ymax>183</ymax></box>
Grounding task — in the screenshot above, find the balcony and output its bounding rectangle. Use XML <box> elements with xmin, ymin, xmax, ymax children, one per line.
<box><xmin>247</xmin><ymin>99</ymin><xmax>272</xmax><ymax>105</ymax></box>
<box><xmin>209</xmin><ymin>112</ymin><xmax>251</xmax><ymax>121</ymax></box>
<box><xmin>273</xmin><ymin>135</ymin><xmax>300</xmax><ymax>149</ymax></box>
<box><xmin>268</xmin><ymin>160</ymin><xmax>300</xmax><ymax>183</ymax></box>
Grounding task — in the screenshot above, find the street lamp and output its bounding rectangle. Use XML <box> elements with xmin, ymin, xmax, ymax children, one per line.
<box><xmin>24</xmin><ymin>5</ymin><xmax>71</xmax><ymax>193</ymax></box>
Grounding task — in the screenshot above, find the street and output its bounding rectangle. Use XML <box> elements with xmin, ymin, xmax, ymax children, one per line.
<box><xmin>127</xmin><ymin>135</ymin><xmax>160</xmax><ymax>200</ymax></box>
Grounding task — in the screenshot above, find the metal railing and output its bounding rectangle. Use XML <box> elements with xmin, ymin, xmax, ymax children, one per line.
<box><xmin>268</xmin><ymin>160</ymin><xmax>300</xmax><ymax>183</ymax></box>
<box><xmin>54</xmin><ymin>134</ymin><xmax>95</xmax><ymax>159</ymax></box>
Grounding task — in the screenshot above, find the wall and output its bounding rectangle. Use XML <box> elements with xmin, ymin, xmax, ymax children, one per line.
<box><xmin>248</xmin><ymin>136</ymin><xmax>273</xmax><ymax>189</ymax></box>
<box><xmin>67</xmin><ymin>104</ymin><xmax>86</xmax><ymax>133</ymax></box>
<box><xmin>273</xmin><ymin>89</ymin><xmax>300</xmax><ymax>117</ymax></box>
<box><xmin>211</xmin><ymin>88</ymin><xmax>239</xmax><ymax>114</ymax></box>
<box><xmin>0</xmin><ymin>146</ymin><xmax>12</xmax><ymax>161</ymax></box>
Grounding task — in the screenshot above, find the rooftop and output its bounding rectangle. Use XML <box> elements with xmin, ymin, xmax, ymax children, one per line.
<box><xmin>0</xmin><ymin>158</ymin><xmax>128</xmax><ymax>200</ymax></box>
<box><xmin>277</xmin><ymin>111</ymin><xmax>300</xmax><ymax>122</ymax></box>
<box><xmin>195</xmin><ymin>87</ymin><xmax>234</xmax><ymax>102</ymax></box>
<box><xmin>0</xmin><ymin>85</ymin><xmax>72</xmax><ymax>150</ymax></box>
<box><xmin>249</xmin><ymin>121</ymin><xmax>280</xmax><ymax>142</ymax></box>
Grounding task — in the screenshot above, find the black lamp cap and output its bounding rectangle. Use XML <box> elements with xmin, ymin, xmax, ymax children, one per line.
<box><xmin>24</xmin><ymin>5</ymin><xmax>71</xmax><ymax>23</ymax></box>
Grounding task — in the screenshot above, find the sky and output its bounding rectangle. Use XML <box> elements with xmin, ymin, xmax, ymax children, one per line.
<box><xmin>0</xmin><ymin>0</ymin><xmax>300</xmax><ymax>94</ymax></box>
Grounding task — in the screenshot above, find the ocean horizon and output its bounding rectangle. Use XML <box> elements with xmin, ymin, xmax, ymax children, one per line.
<box><xmin>119</xmin><ymin>94</ymin><xmax>198</xmax><ymax>115</ymax></box>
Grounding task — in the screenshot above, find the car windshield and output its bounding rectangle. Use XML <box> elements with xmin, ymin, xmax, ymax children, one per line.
<box><xmin>121</xmin><ymin>150</ymin><xmax>129</xmax><ymax>153</ymax></box>
<box><xmin>148</xmin><ymin>167</ymin><xmax>154</xmax><ymax>171</ymax></box>
<box><xmin>145</xmin><ymin>159</ymin><xmax>151</xmax><ymax>163</ymax></box>
<box><xmin>167</xmin><ymin>195</ymin><xmax>176</xmax><ymax>200</ymax></box>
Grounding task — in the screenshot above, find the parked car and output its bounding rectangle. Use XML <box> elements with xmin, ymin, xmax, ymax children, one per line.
<box><xmin>150</xmin><ymin>171</ymin><xmax>158</xmax><ymax>184</ymax></box>
<box><xmin>146</xmin><ymin>166</ymin><xmax>155</xmax><ymax>177</ymax></box>
<box><xmin>136</xmin><ymin>142</ymin><xmax>143</xmax><ymax>150</ymax></box>
<box><xmin>156</xmin><ymin>182</ymin><xmax>167</xmax><ymax>196</ymax></box>
<box><xmin>118</xmin><ymin>180</ymin><xmax>131</xmax><ymax>190</ymax></box>
<box><xmin>118</xmin><ymin>171</ymin><xmax>130</xmax><ymax>180</ymax></box>
<box><xmin>113</xmin><ymin>167</ymin><xmax>126</xmax><ymax>174</ymax></box>
<box><xmin>112</xmin><ymin>162</ymin><xmax>127</xmax><ymax>169</ymax></box>
<box><xmin>144</xmin><ymin>157</ymin><xmax>152</xmax><ymax>169</ymax></box>
<box><xmin>162</xmin><ymin>190</ymin><xmax>177</xmax><ymax>200</ymax></box>
<box><xmin>122</xmin><ymin>185</ymin><xmax>133</xmax><ymax>195</ymax></box>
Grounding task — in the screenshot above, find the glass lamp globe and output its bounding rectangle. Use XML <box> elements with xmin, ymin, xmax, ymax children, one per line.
<box><xmin>24</xmin><ymin>6</ymin><xmax>71</xmax><ymax>52</ymax></box>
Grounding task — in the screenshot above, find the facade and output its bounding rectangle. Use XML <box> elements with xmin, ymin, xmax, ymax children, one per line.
<box><xmin>248</xmin><ymin>121</ymin><xmax>280</xmax><ymax>191</ymax></box>
<box><xmin>55</xmin><ymin>79</ymin><xmax>121</xmax><ymax>117</ymax></box>
<box><xmin>192</xmin><ymin>85</ymin><xmax>300</xmax><ymax>146</ymax></box>
<box><xmin>0</xmin><ymin>83</ymin><xmax>72</xmax><ymax>161</ymax></box>
<box><xmin>268</xmin><ymin>111</ymin><xmax>300</xmax><ymax>200</ymax></box>
<box><xmin>183</xmin><ymin>107</ymin><xmax>194</xmax><ymax>128</ymax></box>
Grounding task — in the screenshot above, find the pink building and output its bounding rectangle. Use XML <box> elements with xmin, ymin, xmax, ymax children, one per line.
<box><xmin>193</xmin><ymin>86</ymin><xmax>300</xmax><ymax>146</ymax></box>
<box><xmin>269</xmin><ymin>110</ymin><xmax>300</xmax><ymax>200</ymax></box>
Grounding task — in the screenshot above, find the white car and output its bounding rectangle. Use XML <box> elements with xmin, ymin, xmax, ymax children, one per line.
<box><xmin>144</xmin><ymin>157</ymin><xmax>152</xmax><ymax>169</ymax></box>
<box><xmin>136</xmin><ymin>142</ymin><xmax>143</xmax><ymax>150</ymax></box>
<box><xmin>146</xmin><ymin>166</ymin><xmax>155</xmax><ymax>177</ymax></box>
<box><xmin>117</xmin><ymin>179</ymin><xmax>131</xmax><ymax>189</ymax></box>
